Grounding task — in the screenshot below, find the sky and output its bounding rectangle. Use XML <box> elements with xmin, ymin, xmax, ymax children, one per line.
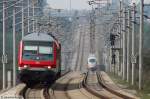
<box><xmin>47</xmin><ymin>0</ymin><xmax>91</xmax><ymax>10</ymax></box>
<box><xmin>47</xmin><ymin>0</ymin><xmax>150</xmax><ymax>10</ymax></box>
<box><xmin>131</xmin><ymin>0</ymin><xmax>150</xmax><ymax>4</ymax></box>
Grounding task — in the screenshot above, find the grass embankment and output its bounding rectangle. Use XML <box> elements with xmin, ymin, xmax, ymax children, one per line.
<box><xmin>108</xmin><ymin>72</ymin><xmax>150</xmax><ymax>99</ymax></box>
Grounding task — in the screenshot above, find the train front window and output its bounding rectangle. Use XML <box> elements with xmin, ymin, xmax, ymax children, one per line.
<box><xmin>39</xmin><ymin>46</ymin><xmax>53</xmax><ymax>54</ymax></box>
<box><xmin>23</xmin><ymin>41</ymin><xmax>53</xmax><ymax>60</ymax></box>
<box><xmin>89</xmin><ymin>59</ymin><xmax>96</xmax><ymax>63</ymax></box>
<box><xmin>24</xmin><ymin>46</ymin><xmax>38</xmax><ymax>54</ymax></box>
<box><xmin>23</xmin><ymin>46</ymin><xmax>38</xmax><ymax>60</ymax></box>
<box><xmin>39</xmin><ymin>46</ymin><xmax>53</xmax><ymax>60</ymax></box>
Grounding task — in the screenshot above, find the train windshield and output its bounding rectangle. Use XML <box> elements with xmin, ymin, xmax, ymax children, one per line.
<box><xmin>39</xmin><ymin>46</ymin><xmax>53</xmax><ymax>54</ymax></box>
<box><xmin>89</xmin><ymin>59</ymin><xmax>96</xmax><ymax>63</ymax></box>
<box><xmin>23</xmin><ymin>41</ymin><xmax>53</xmax><ymax>60</ymax></box>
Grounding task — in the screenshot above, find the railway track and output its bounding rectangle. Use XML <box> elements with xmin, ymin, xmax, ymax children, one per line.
<box><xmin>74</xmin><ymin>28</ymin><xmax>83</xmax><ymax>71</ymax></box>
<box><xmin>97</xmin><ymin>72</ymin><xmax>139</xmax><ymax>99</ymax></box>
<box><xmin>23</xmin><ymin>84</ymin><xmax>50</xmax><ymax>99</ymax></box>
<box><xmin>52</xmin><ymin>71</ymin><xmax>135</xmax><ymax>99</ymax></box>
<box><xmin>0</xmin><ymin>71</ymin><xmax>138</xmax><ymax>99</ymax></box>
<box><xmin>83</xmin><ymin>71</ymin><xmax>121</xmax><ymax>99</ymax></box>
<box><xmin>16</xmin><ymin>71</ymin><xmax>138</xmax><ymax>99</ymax></box>
<box><xmin>83</xmin><ymin>71</ymin><xmax>138</xmax><ymax>99</ymax></box>
<box><xmin>20</xmin><ymin>71</ymin><xmax>70</xmax><ymax>99</ymax></box>
<box><xmin>79</xmin><ymin>28</ymin><xmax>85</xmax><ymax>71</ymax></box>
<box><xmin>51</xmin><ymin>72</ymin><xmax>85</xmax><ymax>99</ymax></box>
<box><xmin>51</xmin><ymin>71</ymin><xmax>99</xmax><ymax>99</ymax></box>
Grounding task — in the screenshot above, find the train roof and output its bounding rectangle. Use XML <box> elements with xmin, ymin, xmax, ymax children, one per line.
<box><xmin>23</xmin><ymin>33</ymin><xmax>55</xmax><ymax>42</ymax></box>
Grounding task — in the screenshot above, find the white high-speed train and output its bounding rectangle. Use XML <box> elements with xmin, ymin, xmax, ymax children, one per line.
<box><xmin>87</xmin><ymin>54</ymin><xmax>97</xmax><ymax>71</ymax></box>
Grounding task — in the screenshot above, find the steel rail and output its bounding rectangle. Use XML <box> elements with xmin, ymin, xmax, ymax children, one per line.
<box><xmin>97</xmin><ymin>72</ymin><xmax>137</xmax><ymax>99</ymax></box>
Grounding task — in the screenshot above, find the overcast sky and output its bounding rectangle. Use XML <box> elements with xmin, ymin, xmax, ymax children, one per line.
<box><xmin>47</xmin><ymin>0</ymin><xmax>150</xmax><ymax>10</ymax></box>
<box><xmin>47</xmin><ymin>0</ymin><xmax>91</xmax><ymax>10</ymax></box>
<box><xmin>132</xmin><ymin>0</ymin><xmax>150</xmax><ymax>4</ymax></box>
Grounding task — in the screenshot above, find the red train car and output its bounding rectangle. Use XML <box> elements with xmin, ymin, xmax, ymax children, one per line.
<box><xmin>18</xmin><ymin>33</ymin><xmax>61</xmax><ymax>85</ymax></box>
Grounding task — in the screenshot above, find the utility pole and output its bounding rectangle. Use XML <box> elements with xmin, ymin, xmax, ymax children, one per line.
<box><xmin>139</xmin><ymin>0</ymin><xmax>144</xmax><ymax>90</ymax></box>
<box><xmin>122</xmin><ymin>7</ymin><xmax>126</xmax><ymax>80</ymax></box>
<box><xmin>127</xmin><ymin>8</ymin><xmax>131</xmax><ymax>82</ymax></box>
<box><xmin>131</xmin><ymin>3</ymin><xmax>136</xmax><ymax>85</ymax></box>
<box><xmin>35</xmin><ymin>18</ymin><xmax>38</xmax><ymax>32</ymax></box>
<box><xmin>117</xmin><ymin>21</ymin><xmax>120</xmax><ymax>76</ymax></box>
<box><xmin>13</xmin><ymin>3</ymin><xmax>16</xmax><ymax>87</ymax></box>
<box><xmin>32</xmin><ymin>0</ymin><xmax>35</xmax><ymax>32</ymax></box>
<box><xmin>119</xmin><ymin>0</ymin><xmax>123</xmax><ymax>77</ymax></box>
<box><xmin>2</xmin><ymin>0</ymin><xmax>7</xmax><ymax>90</ymax></box>
<box><xmin>27</xmin><ymin>0</ymin><xmax>30</xmax><ymax>33</ymax></box>
<box><xmin>22</xmin><ymin>0</ymin><xmax>24</xmax><ymax>39</ymax></box>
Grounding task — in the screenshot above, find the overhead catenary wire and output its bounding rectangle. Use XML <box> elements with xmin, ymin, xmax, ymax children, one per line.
<box><xmin>0</xmin><ymin>0</ymin><xmax>39</xmax><ymax>21</ymax></box>
<box><xmin>0</xmin><ymin>0</ymin><xmax>23</xmax><ymax>13</ymax></box>
<box><xmin>0</xmin><ymin>6</ymin><xmax>53</xmax><ymax>22</ymax></box>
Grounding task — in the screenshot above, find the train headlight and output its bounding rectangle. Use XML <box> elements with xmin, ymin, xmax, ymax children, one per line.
<box><xmin>48</xmin><ymin>66</ymin><xmax>51</xmax><ymax>69</ymax></box>
<box><xmin>24</xmin><ymin>65</ymin><xmax>28</xmax><ymax>68</ymax></box>
<box><xmin>18</xmin><ymin>67</ymin><xmax>21</xmax><ymax>70</ymax></box>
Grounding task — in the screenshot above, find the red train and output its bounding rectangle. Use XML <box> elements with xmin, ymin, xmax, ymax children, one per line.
<box><xmin>18</xmin><ymin>33</ymin><xmax>61</xmax><ymax>85</ymax></box>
